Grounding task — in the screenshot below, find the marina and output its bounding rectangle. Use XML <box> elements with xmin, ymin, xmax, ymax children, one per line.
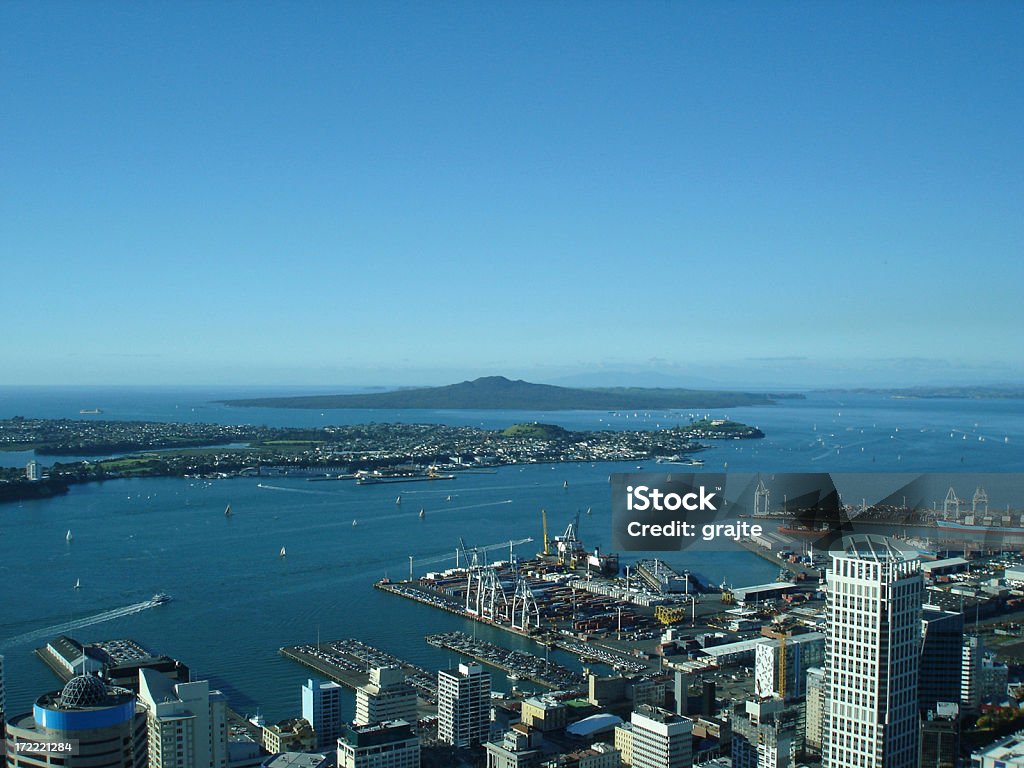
<box><xmin>425</xmin><ymin>631</ymin><xmax>585</xmax><ymax>690</ymax></box>
<box><xmin>280</xmin><ymin>638</ymin><xmax>438</xmax><ymax>703</ymax></box>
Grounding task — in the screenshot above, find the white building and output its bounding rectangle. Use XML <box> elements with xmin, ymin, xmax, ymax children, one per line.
<box><xmin>753</xmin><ymin>632</ymin><xmax>825</xmax><ymax>700</ymax></box>
<box><xmin>437</xmin><ymin>663</ymin><xmax>490</xmax><ymax>748</ymax></box>
<box><xmin>301</xmin><ymin>678</ymin><xmax>343</xmax><ymax>750</ymax></box>
<box><xmin>355</xmin><ymin>667</ymin><xmax>417</xmax><ymax>728</ymax></box>
<box><xmin>629</xmin><ymin>705</ymin><xmax>693</xmax><ymax>768</ymax></box>
<box><xmin>138</xmin><ymin>668</ymin><xmax>229</xmax><ymax>768</ymax></box>
<box><xmin>822</xmin><ymin>535</ymin><xmax>923</xmax><ymax>768</ymax></box>
<box><xmin>973</xmin><ymin>730</ymin><xmax>1024</xmax><ymax>767</ymax></box>
<box><xmin>337</xmin><ymin>720</ymin><xmax>419</xmax><ymax>768</ymax></box>
<box><xmin>963</xmin><ymin>636</ymin><xmax>1009</xmax><ymax>709</ymax></box>
<box><xmin>25</xmin><ymin>460</ymin><xmax>40</xmax><ymax>481</ymax></box>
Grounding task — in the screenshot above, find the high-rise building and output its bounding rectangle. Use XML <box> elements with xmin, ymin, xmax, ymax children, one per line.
<box><xmin>962</xmin><ymin>635</ymin><xmax>1009</xmax><ymax>710</ymax></box>
<box><xmin>731</xmin><ymin>698</ymin><xmax>798</xmax><ymax>768</ymax></box>
<box><xmin>629</xmin><ymin>705</ymin><xmax>693</xmax><ymax>768</ymax></box>
<box><xmin>5</xmin><ymin>675</ymin><xmax>147</xmax><ymax>768</ymax></box>
<box><xmin>25</xmin><ymin>461</ymin><xmax>40</xmax><ymax>482</ymax></box>
<box><xmin>354</xmin><ymin>668</ymin><xmax>416</xmax><ymax>728</ymax></box>
<box><xmin>804</xmin><ymin>667</ymin><xmax>826</xmax><ymax>755</ymax></box>
<box><xmin>753</xmin><ymin>632</ymin><xmax>825</xmax><ymax>701</ymax></box>
<box><xmin>337</xmin><ymin>720</ymin><xmax>419</xmax><ymax>768</ymax></box>
<box><xmin>301</xmin><ymin>678</ymin><xmax>343</xmax><ymax>750</ymax></box>
<box><xmin>437</xmin><ymin>663</ymin><xmax>490</xmax><ymax>748</ymax></box>
<box><xmin>920</xmin><ymin>605</ymin><xmax>963</xmax><ymax>712</ymax></box>
<box><xmin>822</xmin><ymin>535</ymin><xmax>923</xmax><ymax>768</ymax></box>
<box><xmin>138</xmin><ymin>668</ymin><xmax>228</xmax><ymax>768</ymax></box>
<box><xmin>919</xmin><ymin>702</ymin><xmax>959</xmax><ymax>768</ymax></box>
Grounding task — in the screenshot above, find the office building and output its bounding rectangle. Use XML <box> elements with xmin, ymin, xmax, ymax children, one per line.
<box><xmin>354</xmin><ymin>668</ymin><xmax>416</xmax><ymax>728</ymax></box>
<box><xmin>753</xmin><ymin>632</ymin><xmax>825</xmax><ymax>701</ymax></box>
<box><xmin>919</xmin><ymin>605</ymin><xmax>964</xmax><ymax>712</ymax></box>
<box><xmin>731</xmin><ymin>698</ymin><xmax>798</xmax><ymax>768</ymax></box>
<box><xmin>437</xmin><ymin>663</ymin><xmax>490</xmax><ymax>748</ymax></box>
<box><xmin>4</xmin><ymin>674</ymin><xmax>147</xmax><ymax>768</ymax></box>
<box><xmin>919</xmin><ymin>702</ymin><xmax>959</xmax><ymax>768</ymax></box>
<box><xmin>962</xmin><ymin>636</ymin><xmax>1009</xmax><ymax>710</ymax></box>
<box><xmin>483</xmin><ymin>723</ymin><xmax>542</xmax><ymax>768</ymax></box>
<box><xmin>138</xmin><ymin>668</ymin><xmax>228</xmax><ymax>768</ymax></box>
<box><xmin>337</xmin><ymin>720</ymin><xmax>419</xmax><ymax>768</ymax></box>
<box><xmin>301</xmin><ymin>678</ymin><xmax>343</xmax><ymax>750</ymax></box>
<box><xmin>629</xmin><ymin>705</ymin><xmax>692</xmax><ymax>768</ymax></box>
<box><xmin>25</xmin><ymin>461</ymin><xmax>40</xmax><ymax>481</ymax></box>
<box><xmin>822</xmin><ymin>535</ymin><xmax>923</xmax><ymax>768</ymax></box>
<box><xmin>804</xmin><ymin>667</ymin><xmax>826</xmax><ymax>754</ymax></box>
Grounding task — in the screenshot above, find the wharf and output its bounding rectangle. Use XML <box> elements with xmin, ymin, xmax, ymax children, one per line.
<box><xmin>426</xmin><ymin>631</ymin><xmax>584</xmax><ymax>690</ymax></box>
<box><xmin>735</xmin><ymin>537</ymin><xmax>818</xmax><ymax>577</ymax></box>
<box><xmin>280</xmin><ymin>638</ymin><xmax>438</xmax><ymax>703</ymax></box>
<box><xmin>375</xmin><ymin>580</ymin><xmax>541</xmax><ymax>641</ymax></box>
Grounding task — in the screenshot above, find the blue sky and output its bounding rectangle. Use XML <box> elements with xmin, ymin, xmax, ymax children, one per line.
<box><xmin>3</xmin><ymin>2</ymin><xmax>1022</xmax><ymax>388</ymax></box>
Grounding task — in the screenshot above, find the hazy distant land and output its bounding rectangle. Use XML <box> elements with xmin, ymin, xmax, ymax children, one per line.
<box><xmin>220</xmin><ymin>376</ymin><xmax>802</xmax><ymax>410</ymax></box>
<box><xmin>818</xmin><ymin>385</ymin><xmax>1024</xmax><ymax>400</ymax></box>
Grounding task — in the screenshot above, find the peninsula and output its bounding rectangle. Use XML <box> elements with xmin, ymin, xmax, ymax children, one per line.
<box><xmin>220</xmin><ymin>375</ymin><xmax>801</xmax><ymax>410</ymax></box>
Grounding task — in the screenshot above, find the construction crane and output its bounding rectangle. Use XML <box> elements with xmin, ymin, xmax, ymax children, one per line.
<box><xmin>778</xmin><ymin>633</ymin><xmax>787</xmax><ymax>699</ymax></box>
<box><xmin>542</xmin><ymin>509</ymin><xmax>550</xmax><ymax>556</ymax></box>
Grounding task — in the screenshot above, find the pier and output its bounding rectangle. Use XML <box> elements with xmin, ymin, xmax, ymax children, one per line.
<box><xmin>280</xmin><ymin>638</ymin><xmax>438</xmax><ymax>703</ymax></box>
<box><xmin>426</xmin><ymin>631</ymin><xmax>584</xmax><ymax>690</ymax></box>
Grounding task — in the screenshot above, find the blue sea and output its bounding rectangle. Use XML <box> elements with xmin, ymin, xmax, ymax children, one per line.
<box><xmin>0</xmin><ymin>387</ymin><xmax>1022</xmax><ymax>721</ymax></box>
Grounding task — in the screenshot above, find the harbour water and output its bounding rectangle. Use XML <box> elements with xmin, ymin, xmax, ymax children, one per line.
<box><xmin>0</xmin><ymin>387</ymin><xmax>1022</xmax><ymax>722</ymax></box>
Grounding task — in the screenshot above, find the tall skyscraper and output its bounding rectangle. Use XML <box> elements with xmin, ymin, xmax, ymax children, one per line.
<box><xmin>919</xmin><ymin>604</ymin><xmax>963</xmax><ymax>712</ymax></box>
<box><xmin>822</xmin><ymin>535</ymin><xmax>923</xmax><ymax>768</ymax></box>
<box><xmin>138</xmin><ymin>668</ymin><xmax>228</xmax><ymax>768</ymax></box>
<box><xmin>354</xmin><ymin>668</ymin><xmax>416</xmax><ymax>728</ymax></box>
<box><xmin>301</xmin><ymin>678</ymin><xmax>343</xmax><ymax>750</ymax></box>
<box><xmin>629</xmin><ymin>705</ymin><xmax>693</xmax><ymax>768</ymax></box>
<box><xmin>437</xmin><ymin>663</ymin><xmax>490</xmax><ymax>748</ymax></box>
<box><xmin>5</xmin><ymin>674</ymin><xmax>147</xmax><ymax>768</ymax></box>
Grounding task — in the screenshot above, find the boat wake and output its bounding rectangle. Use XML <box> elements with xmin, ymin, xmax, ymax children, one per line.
<box><xmin>0</xmin><ymin>598</ymin><xmax>162</xmax><ymax>651</ymax></box>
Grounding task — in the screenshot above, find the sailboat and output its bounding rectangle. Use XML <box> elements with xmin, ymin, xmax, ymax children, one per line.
<box><xmin>74</xmin><ymin>578</ymin><xmax>81</xmax><ymax>590</ymax></box>
<box><xmin>395</xmin><ymin>495</ymin><xmax>402</xmax><ymax>505</ymax></box>
<box><xmin>446</xmin><ymin>495</ymin><xmax>452</xmax><ymax>502</ymax></box>
<box><xmin>279</xmin><ymin>547</ymin><xmax>287</xmax><ymax>557</ymax></box>
<box><xmin>66</xmin><ymin>529</ymin><xmax>73</xmax><ymax>542</ymax></box>
<box><xmin>419</xmin><ymin>509</ymin><xmax>425</xmax><ymax>519</ymax></box>
<box><xmin>225</xmin><ymin>504</ymin><xmax>233</xmax><ymax>517</ymax></box>
<box><xmin>563</xmin><ymin>480</ymin><xmax>569</xmax><ymax>489</ymax></box>
<box><xmin>586</xmin><ymin>506</ymin><xmax>592</xmax><ymax>516</ymax></box>
<box><xmin>352</xmin><ymin>519</ymin><xmax>358</xmax><ymax>527</ymax></box>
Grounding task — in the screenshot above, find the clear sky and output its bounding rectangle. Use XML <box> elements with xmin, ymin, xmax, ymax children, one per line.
<box><xmin>3</xmin><ymin>1</ymin><xmax>1022</xmax><ymax>388</ymax></box>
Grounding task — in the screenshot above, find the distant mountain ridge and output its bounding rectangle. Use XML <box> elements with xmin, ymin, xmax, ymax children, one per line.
<box><xmin>219</xmin><ymin>376</ymin><xmax>803</xmax><ymax>410</ymax></box>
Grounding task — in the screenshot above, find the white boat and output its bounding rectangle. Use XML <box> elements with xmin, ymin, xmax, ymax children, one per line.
<box><xmin>279</xmin><ymin>547</ymin><xmax>287</xmax><ymax>557</ymax></box>
<box><xmin>396</xmin><ymin>495</ymin><xmax>402</xmax><ymax>505</ymax></box>
<box><xmin>352</xmin><ymin>519</ymin><xmax>358</xmax><ymax>527</ymax></box>
<box><xmin>66</xmin><ymin>529</ymin><xmax>73</xmax><ymax>542</ymax></box>
<box><xmin>225</xmin><ymin>504</ymin><xmax>233</xmax><ymax>517</ymax></box>
<box><xmin>586</xmin><ymin>507</ymin><xmax>592</xmax><ymax>515</ymax></box>
<box><xmin>446</xmin><ymin>495</ymin><xmax>452</xmax><ymax>502</ymax></box>
<box><xmin>419</xmin><ymin>509</ymin><xmax>425</xmax><ymax>519</ymax></box>
<box><xmin>74</xmin><ymin>578</ymin><xmax>80</xmax><ymax>590</ymax></box>
<box><xmin>563</xmin><ymin>480</ymin><xmax>569</xmax><ymax>489</ymax></box>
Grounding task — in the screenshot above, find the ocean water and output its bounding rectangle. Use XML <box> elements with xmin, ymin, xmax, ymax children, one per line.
<box><xmin>0</xmin><ymin>388</ymin><xmax>1022</xmax><ymax>721</ymax></box>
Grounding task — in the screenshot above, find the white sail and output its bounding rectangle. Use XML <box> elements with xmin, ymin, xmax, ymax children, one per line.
<box><xmin>279</xmin><ymin>547</ymin><xmax>286</xmax><ymax>557</ymax></box>
<box><xmin>66</xmin><ymin>529</ymin><xmax>73</xmax><ymax>542</ymax></box>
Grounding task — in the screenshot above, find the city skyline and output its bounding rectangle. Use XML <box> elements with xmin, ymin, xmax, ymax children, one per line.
<box><xmin>3</xmin><ymin>2</ymin><xmax>1022</xmax><ymax>387</ymax></box>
